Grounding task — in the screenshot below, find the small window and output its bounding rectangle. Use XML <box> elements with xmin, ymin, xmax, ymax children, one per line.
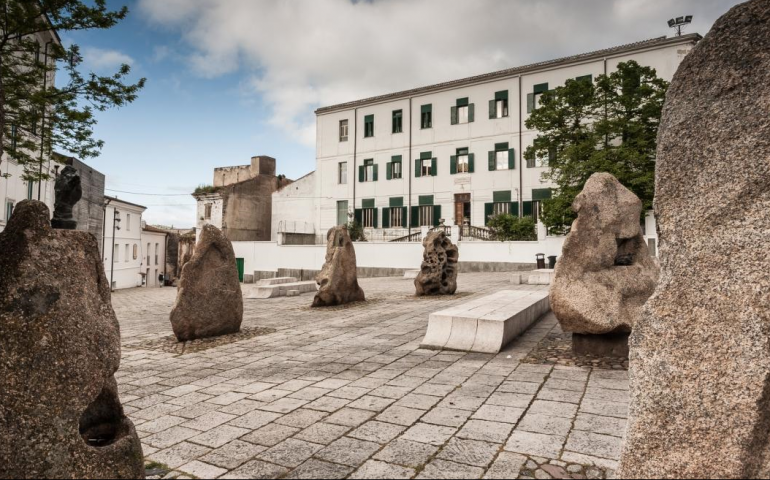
<box><xmin>421</xmin><ymin>104</ymin><xmax>432</xmax><ymax>129</ymax></box>
<box><xmin>457</xmin><ymin>148</ymin><xmax>469</xmax><ymax>174</ymax></box>
<box><xmin>124</xmin><ymin>244</ymin><xmax>129</xmax><ymax>263</ymax></box>
<box><xmin>126</xmin><ymin>214</ymin><xmax>131</xmax><ymax>231</ymax></box>
<box><xmin>392</xmin><ymin>110</ymin><xmax>403</xmax><ymax>134</ymax></box>
<box><xmin>421</xmin><ymin>159</ymin><xmax>432</xmax><ymax>177</ymax></box>
<box><xmin>389</xmin><ymin>159</ymin><xmax>402</xmax><ymax>180</ymax></box>
<box><xmin>5</xmin><ymin>200</ymin><xmax>15</xmax><ymax>221</ymax></box>
<box><xmin>496</xmin><ymin>150</ymin><xmax>509</xmax><ymax>170</ymax></box>
<box><xmin>362</xmin><ymin>208</ymin><xmax>375</xmax><ymax>228</ymax></box>
<box><xmin>364</xmin><ymin>159</ymin><xmax>374</xmax><ymax>182</ymax></box>
<box><xmin>364</xmin><ymin>115</ymin><xmax>374</xmax><ymax>138</ymax></box>
<box><xmin>457</xmin><ymin>105</ymin><xmax>469</xmax><ymax>124</ymax></box>
<box><xmin>419</xmin><ymin>205</ymin><xmax>434</xmax><ymax>227</ymax></box>
<box><xmin>114</xmin><ymin>244</ymin><xmax>119</xmax><ymax>263</ymax></box>
<box><xmin>390</xmin><ymin>208</ymin><xmax>403</xmax><ymax>228</ymax></box>
<box><xmin>337</xmin><ymin>201</ymin><xmax>349</xmax><ymax>226</ymax></box>
<box><xmin>146</xmin><ymin>243</ymin><xmax>150</xmax><ymax>266</ymax></box>
<box><xmin>155</xmin><ymin>243</ymin><xmax>159</xmax><ymax>265</ymax></box>
<box><xmin>133</xmin><ymin>244</ymin><xmax>138</xmax><ymax>260</ymax></box>
<box><xmin>339</xmin><ymin>119</ymin><xmax>349</xmax><ymax>142</ymax></box>
<box><xmin>451</xmin><ymin>98</ymin><xmax>473</xmax><ymax>125</ymax></box>
<box><xmin>493</xmin><ymin>202</ymin><xmax>511</xmax><ymax>216</ymax></box>
<box><xmin>204</xmin><ymin>204</ymin><xmax>212</xmax><ymax>220</ymax></box>
<box><xmin>491</xmin><ymin>91</ymin><xmax>509</xmax><ymax>119</ymax></box>
<box><xmin>338</xmin><ymin>162</ymin><xmax>347</xmax><ymax>184</ymax></box>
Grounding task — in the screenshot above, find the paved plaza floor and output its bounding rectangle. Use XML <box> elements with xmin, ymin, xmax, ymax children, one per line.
<box><xmin>114</xmin><ymin>273</ymin><xmax>629</xmax><ymax>479</ymax></box>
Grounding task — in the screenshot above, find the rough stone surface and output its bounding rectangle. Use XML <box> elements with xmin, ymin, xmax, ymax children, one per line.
<box><xmin>0</xmin><ymin>200</ymin><xmax>144</xmax><ymax>479</ymax></box>
<box><xmin>170</xmin><ymin>224</ymin><xmax>243</xmax><ymax>341</ymax></box>
<box><xmin>51</xmin><ymin>165</ymin><xmax>83</xmax><ymax>230</ymax></box>
<box><xmin>312</xmin><ymin>226</ymin><xmax>365</xmax><ymax>307</ymax></box>
<box><xmin>550</xmin><ymin>173</ymin><xmax>658</xmax><ymax>335</ymax></box>
<box><xmin>618</xmin><ymin>2</ymin><xmax>770</xmax><ymax>478</ymax></box>
<box><xmin>415</xmin><ymin>231</ymin><xmax>459</xmax><ymax>296</ymax></box>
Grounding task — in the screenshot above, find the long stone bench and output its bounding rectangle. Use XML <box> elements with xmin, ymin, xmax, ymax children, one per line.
<box><xmin>256</xmin><ymin>277</ymin><xmax>298</xmax><ymax>286</ymax></box>
<box><xmin>421</xmin><ymin>289</ymin><xmax>550</xmax><ymax>354</ymax></box>
<box><xmin>246</xmin><ymin>281</ymin><xmax>318</xmax><ymax>299</ymax></box>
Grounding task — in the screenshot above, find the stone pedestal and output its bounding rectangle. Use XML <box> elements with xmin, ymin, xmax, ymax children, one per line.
<box><xmin>572</xmin><ymin>333</ymin><xmax>629</xmax><ymax>358</ymax></box>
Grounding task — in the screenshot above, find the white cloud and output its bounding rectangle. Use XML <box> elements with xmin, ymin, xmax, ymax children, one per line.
<box><xmin>81</xmin><ymin>47</ymin><xmax>135</xmax><ymax>72</ymax></box>
<box><xmin>137</xmin><ymin>0</ymin><xmax>742</xmax><ymax>148</ymax></box>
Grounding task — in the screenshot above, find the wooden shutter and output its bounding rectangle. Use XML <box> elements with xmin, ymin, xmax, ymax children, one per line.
<box><xmin>527</xmin><ymin>93</ymin><xmax>534</xmax><ymax>113</ymax></box>
<box><xmin>382</xmin><ymin>208</ymin><xmax>390</xmax><ymax>228</ymax></box>
<box><xmin>488</xmin><ymin>151</ymin><xmax>496</xmax><ymax>171</ymax></box>
<box><xmin>402</xmin><ymin>207</ymin><xmax>408</xmax><ymax>228</ymax></box>
<box><xmin>489</xmin><ymin>99</ymin><xmax>496</xmax><ymax>119</ymax></box>
<box><xmin>523</xmin><ymin>201</ymin><xmax>533</xmax><ymax>217</ymax></box>
<box><xmin>484</xmin><ymin>203</ymin><xmax>494</xmax><ymax>225</ymax></box>
<box><xmin>450</xmin><ymin>155</ymin><xmax>457</xmax><ymax>175</ymax></box>
<box><xmin>354</xmin><ymin>209</ymin><xmax>363</xmax><ymax>225</ymax></box>
<box><xmin>509</xmin><ymin>202</ymin><xmax>519</xmax><ymax>217</ymax></box>
<box><xmin>468</xmin><ymin>153</ymin><xmax>475</xmax><ymax>173</ymax></box>
<box><xmin>451</xmin><ymin>106</ymin><xmax>458</xmax><ymax>125</ymax></box>
<box><xmin>410</xmin><ymin>206</ymin><xmax>419</xmax><ymax>227</ymax></box>
<box><xmin>508</xmin><ymin>149</ymin><xmax>515</xmax><ymax>170</ymax></box>
<box><xmin>358</xmin><ymin>165</ymin><xmax>364</xmax><ymax>182</ymax></box>
<box><xmin>373</xmin><ymin>164</ymin><xmax>378</xmax><ymax>182</ymax></box>
<box><xmin>386</xmin><ymin>162</ymin><xmax>392</xmax><ymax>180</ymax></box>
<box><xmin>431</xmin><ymin>158</ymin><xmax>437</xmax><ymax>176</ymax></box>
<box><xmin>468</xmin><ymin>103</ymin><xmax>475</xmax><ymax>122</ymax></box>
<box><xmin>432</xmin><ymin>205</ymin><xmax>441</xmax><ymax>227</ymax></box>
<box><xmin>415</xmin><ymin>159</ymin><xmax>421</xmax><ymax>178</ymax></box>
<box><xmin>373</xmin><ymin>208</ymin><xmax>378</xmax><ymax>229</ymax></box>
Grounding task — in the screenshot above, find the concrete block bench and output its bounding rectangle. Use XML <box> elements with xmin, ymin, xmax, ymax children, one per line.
<box><xmin>246</xmin><ymin>281</ymin><xmax>317</xmax><ymax>299</ymax></box>
<box><xmin>421</xmin><ymin>289</ymin><xmax>550</xmax><ymax>353</ymax></box>
<box><xmin>403</xmin><ymin>270</ymin><xmax>420</xmax><ymax>279</ymax></box>
<box><xmin>256</xmin><ymin>277</ymin><xmax>299</xmax><ymax>286</ymax></box>
<box><xmin>527</xmin><ymin>269</ymin><xmax>555</xmax><ymax>285</ymax></box>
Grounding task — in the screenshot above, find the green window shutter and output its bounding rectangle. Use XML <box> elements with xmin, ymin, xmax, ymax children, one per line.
<box><xmin>534</xmin><ymin>83</ymin><xmax>549</xmax><ymax>94</ymax></box>
<box><xmin>576</xmin><ymin>74</ymin><xmax>593</xmax><ymax>83</ymax></box>
<box><xmin>358</xmin><ymin>165</ymin><xmax>364</xmax><ymax>182</ymax></box>
<box><xmin>468</xmin><ymin>153</ymin><xmax>475</xmax><ymax>173</ymax></box>
<box><xmin>533</xmin><ymin>188</ymin><xmax>552</xmax><ymax>200</ymax></box>
<box><xmin>373</xmin><ymin>208</ymin><xmax>379</xmax><ymax>228</ymax></box>
<box><xmin>373</xmin><ymin>164</ymin><xmax>378</xmax><ymax>182</ymax></box>
<box><xmin>488</xmin><ymin>151</ymin><xmax>496</xmax><ymax>171</ymax></box>
<box><xmin>415</xmin><ymin>159</ymin><xmax>421</xmax><ymax>178</ymax></box>
<box><xmin>389</xmin><ymin>197</ymin><xmax>404</xmax><ymax>207</ymax></box>
<box><xmin>421</xmin><ymin>104</ymin><xmax>431</xmax><ymax>113</ymax></box>
<box><xmin>362</xmin><ymin>198</ymin><xmax>375</xmax><ymax>208</ymax></box>
<box><xmin>495</xmin><ymin>90</ymin><xmax>508</xmax><ymax>100</ymax></box>
<box><xmin>402</xmin><ymin>207</ymin><xmax>408</xmax><ymax>227</ymax></box>
<box><xmin>382</xmin><ymin>208</ymin><xmax>390</xmax><ymax>228</ymax></box>
<box><xmin>420</xmin><ymin>151</ymin><xmax>432</xmax><ymax>159</ymax></box>
<box><xmin>411</xmin><ymin>206</ymin><xmax>419</xmax><ymax>228</ymax></box>
<box><xmin>432</xmin><ymin>205</ymin><xmax>441</xmax><ymax>227</ymax></box>
<box><xmin>450</xmin><ymin>155</ymin><xmax>457</xmax><ymax>175</ymax></box>
<box><xmin>493</xmin><ymin>191</ymin><xmax>511</xmax><ymax>203</ymax></box>
<box><xmin>354</xmin><ymin>209</ymin><xmax>363</xmax><ymax>225</ymax></box>
<box><xmin>419</xmin><ymin>195</ymin><xmax>434</xmax><ymax>206</ymax></box>
<box><xmin>484</xmin><ymin>203</ymin><xmax>494</xmax><ymax>225</ymax></box>
<box><xmin>489</xmin><ymin>99</ymin><xmax>496</xmax><ymax>119</ymax></box>
<box><xmin>523</xmin><ymin>201</ymin><xmax>533</xmax><ymax>217</ymax></box>
<box><xmin>510</xmin><ymin>202</ymin><xmax>519</xmax><ymax>217</ymax></box>
<box><xmin>527</xmin><ymin>93</ymin><xmax>534</xmax><ymax>113</ymax></box>
<box><xmin>431</xmin><ymin>158</ymin><xmax>437</xmax><ymax>176</ymax></box>
<box><xmin>468</xmin><ymin>103</ymin><xmax>475</xmax><ymax>122</ymax></box>
<box><xmin>456</xmin><ymin>97</ymin><xmax>469</xmax><ymax>107</ymax></box>
<box><xmin>386</xmin><ymin>162</ymin><xmax>392</xmax><ymax>180</ymax></box>
<box><xmin>451</xmin><ymin>106</ymin><xmax>458</xmax><ymax>125</ymax></box>
<box><xmin>508</xmin><ymin>149</ymin><xmax>515</xmax><ymax>170</ymax></box>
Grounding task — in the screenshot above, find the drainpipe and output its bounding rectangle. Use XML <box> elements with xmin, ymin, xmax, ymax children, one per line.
<box><xmin>101</xmin><ymin>197</ymin><xmax>112</xmax><ymax>260</ymax></box>
<box><xmin>37</xmin><ymin>40</ymin><xmax>52</xmax><ymax>201</ymax></box>
<box><xmin>163</xmin><ymin>233</ymin><xmax>167</xmax><ymax>287</ymax></box>
<box><xmin>352</xmin><ymin>108</ymin><xmax>357</xmax><ymax>220</ymax></box>
<box><xmin>408</xmin><ymin>97</ymin><xmax>412</xmax><ymax>237</ymax></box>
<box><xmin>518</xmin><ymin>75</ymin><xmax>523</xmax><ymax>217</ymax></box>
<box><xmin>109</xmin><ymin>208</ymin><xmax>119</xmax><ymax>291</ymax></box>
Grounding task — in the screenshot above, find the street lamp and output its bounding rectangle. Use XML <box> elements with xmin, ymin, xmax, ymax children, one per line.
<box><xmin>109</xmin><ymin>209</ymin><xmax>121</xmax><ymax>291</ymax></box>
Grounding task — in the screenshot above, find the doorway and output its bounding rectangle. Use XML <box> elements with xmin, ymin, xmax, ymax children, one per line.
<box><xmin>454</xmin><ymin>194</ymin><xmax>471</xmax><ymax>226</ymax></box>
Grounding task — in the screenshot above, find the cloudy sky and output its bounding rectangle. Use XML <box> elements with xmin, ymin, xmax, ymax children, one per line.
<box><xmin>63</xmin><ymin>0</ymin><xmax>743</xmax><ymax>226</ymax></box>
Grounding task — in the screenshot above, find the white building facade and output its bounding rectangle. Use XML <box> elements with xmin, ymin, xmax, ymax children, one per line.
<box><xmin>103</xmin><ymin>196</ymin><xmax>148</xmax><ymax>290</ymax></box>
<box><xmin>141</xmin><ymin>226</ymin><xmax>168</xmax><ymax>288</ymax></box>
<box><xmin>313</xmin><ymin>35</ymin><xmax>700</xmax><ymax>250</ymax></box>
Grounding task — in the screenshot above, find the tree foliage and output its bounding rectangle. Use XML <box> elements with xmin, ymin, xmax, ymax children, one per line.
<box><xmin>346</xmin><ymin>220</ymin><xmax>366</xmax><ymax>242</ymax></box>
<box><xmin>487</xmin><ymin>214</ymin><xmax>537</xmax><ymax>241</ymax></box>
<box><xmin>524</xmin><ymin>61</ymin><xmax>667</xmax><ymax>235</ymax></box>
<box><xmin>0</xmin><ymin>0</ymin><xmax>145</xmax><ymax>182</ymax></box>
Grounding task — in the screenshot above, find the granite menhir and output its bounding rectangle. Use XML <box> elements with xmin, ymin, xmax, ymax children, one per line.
<box><xmin>618</xmin><ymin>1</ymin><xmax>770</xmax><ymax>477</ymax></box>
<box><xmin>415</xmin><ymin>230</ymin><xmax>459</xmax><ymax>296</ymax></box>
<box><xmin>0</xmin><ymin>200</ymin><xmax>144</xmax><ymax>479</ymax></box>
<box><xmin>312</xmin><ymin>225</ymin><xmax>365</xmax><ymax>307</ymax></box>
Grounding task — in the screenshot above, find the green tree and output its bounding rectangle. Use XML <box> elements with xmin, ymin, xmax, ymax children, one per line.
<box><xmin>0</xmin><ymin>1</ymin><xmax>145</xmax><ymax>183</ymax></box>
<box><xmin>487</xmin><ymin>214</ymin><xmax>537</xmax><ymax>241</ymax></box>
<box><xmin>524</xmin><ymin>61</ymin><xmax>668</xmax><ymax>234</ymax></box>
<box><xmin>345</xmin><ymin>220</ymin><xmax>366</xmax><ymax>242</ymax></box>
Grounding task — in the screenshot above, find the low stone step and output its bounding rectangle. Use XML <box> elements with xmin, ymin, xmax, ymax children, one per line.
<box><xmin>286</xmin><ymin>290</ymin><xmax>300</xmax><ymax>297</ymax></box>
<box><xmin>256</xmin><ymin>276</ymin><xmax>298</xmax><ymax>287</ymax></box>
<box><xmin>527</xmin><ymin>269</ymin><xmax>555</xmax><ymax>285</ymax></box>
<box><xmin>403</xmin><ymin>270</ymin><xmax>420</xmax><ymax>279</ymax></box>
<box><xmin>246</xmin><ymin>281</ymin><xmax>317</xmax><ymax>299</ymax></box>
<box><xmin>421</xmin><ymin>289</ymin><xmax>550</xmax><ymax>354</ymax></box>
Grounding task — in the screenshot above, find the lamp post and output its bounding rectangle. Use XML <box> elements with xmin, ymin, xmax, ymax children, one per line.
<box><xmin>109</xmin><ymin>209</ymin><xmax>121</xmax><ymax>291</ymax></box>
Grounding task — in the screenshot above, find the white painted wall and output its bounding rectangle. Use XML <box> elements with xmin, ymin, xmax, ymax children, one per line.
<box><xmin>103</xmin><ymin>199</ymin><xmax>146</xmax><ymax>290</ymax></box>
<box><xmin>141</xmin><ymin>229</ymin><xmax>167</xmax><ymax>288</ymax></box>
<box><xmin>271</xmin><ymin>171</ymin><xmax>317</xmax><ymax>241</ymax></box>
<box><xmin>195</xmin><ymin>193</ymin><xmax>223</xmax><ymax>240</ymax></box>
<box><xmin>0</xmin><ymin>156</ymin><xmax>55</xmax><ymax>233</ymax></box>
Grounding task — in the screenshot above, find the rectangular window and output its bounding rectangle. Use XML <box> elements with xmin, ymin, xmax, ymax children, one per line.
<box><xmin>456</xmin><ymin>148</ymin><xmax>469</xmax><ymax>174</ymax></box>
<box><xmin>5</xmin><ymin>200</ymin><xmax>14</xmax><ymax>221</ymax></box>
<box><xmin>133</xmin><ymin>244</ymin><xmax>138</xmax><ymax>260</ymax></box>
<box><xmin>458</xmin><ymin>105</ymin><xmax>469</xmax><ymax>124</ymax></box>
<box><xmin>491</xmin><ymin>91</ymin><xmax>509</xmax><ymax>119</ymax></box>
<box><xmin>204</xmin><ymin>204</ymin><xmax>212</xmax><ymax>220</ymax></box>
<box><xmin>114</xmin><ymin>244</ymin><xmax>119</xmax><ymax>263</ymax></box>
<box><xmin>388</xmin><ymin>156</ymin><xmax>403</xmax><ymax>180</ymax></box>
<box><xmin>489</xmin><ymin>143</ymin><xmax>514</xmax><ymax>171</ymax></box>
<box><xmin>124</xmin><ymin>244</ymin><xmax>129</xmax><ymax>263</ymax></box>
<box><xmin>421</xmin><ymin>104</ymin><xmax>432</xmax><ymax>129</ymax></box>
<box><xmin>496</xmin><ymin>150</ymin><xmax>509</xmax><ymax>170</ymax></box>
<box><xmin>451</xmin><ymin>97</ymin><xmax>474</xmax><ymax>125</ymax></box>
<box><xmin>147</xmin><ymin>243</ymin><xmax>150</xmax><ymax>265</ymax></box>
<box><xmin>392</xmin><ymin>110</ymin><xmax>402</xmax><ymax>134</ymax></box>
<box><xmin>337</xmin><ymin>200</ymin><xmax>349</xmax><ymax>226</ymax></box>
<box><xmin>362</xmin><ymin>208</ymin><xmax>375</xmax><ymax>228</ymax></box>
<box><xmin>339</xmin><ymin>119</ymin><xmax>349</xmax><ymax>142</ymax></box>
<box><xmin>364</xmin><ymin>159</ymin><xmax>374</xmax><ymax>182</ymax></box>
<box><xmin>155</xmin><ymin>243</ymin><xmax>159</xmax><ymax>265</ymax></box>
<box><xmin>390</xmin><ymin>208</ymin><xmax>403</xmax><ymax>228</ymax></box>
<box><xmin>419</xmin><ymin>206</ymin><xmax>434</xmax><ymax>227</ymax></box>
<box><xmin>493</xmin><ymin>202</ymin><xmax>511</xmax><ymax>216</ymax></box>
<box><xmin>364</xmin><ymin>115</ymin><xmax>374</xmax><ymax>138</ymax></box>
<box><xmin>126</xmin><ymin>214</ymin><xmax>131</xmax><ymax>231</ymax></box>
<box><xmin>421</xmin><ymin>159</ymin><xmax>432</xmax><ymax>177</ymax></box>
<box><xmin>338</xmin><ymin>162</ymin><xmax>347</xmax><ymax>184</ymax></box>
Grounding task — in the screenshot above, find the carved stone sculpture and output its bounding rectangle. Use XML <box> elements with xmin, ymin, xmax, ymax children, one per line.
<box><xmin>312</xmin><ymin>226</ymin><xmax>365</xmax><ymax>307</ymax></box>
<box><xmin>415</xmin><ymin>231</ymin><xmax>459</xmax><ymax>296</ymax></box>
<box><xmin>51</xmin><ymin>165</ymin><xmax>82</xmax><ymax>230</ymax></box>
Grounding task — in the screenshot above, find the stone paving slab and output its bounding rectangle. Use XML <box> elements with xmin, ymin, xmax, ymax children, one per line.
<box><xmin>114</xmin><ymin>273</ymin><xmax>627</xmax><ymax>480</ymax></box>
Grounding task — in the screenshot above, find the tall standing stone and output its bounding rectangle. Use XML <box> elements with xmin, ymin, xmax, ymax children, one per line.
<box><xmin>550</xmin><ymin>173</ymin><xmax>658</xmax><ymax>336</ymax></box>
<box><xmin>170</xmin><ymin>224</ymin><xmax>243</xmax><ymax>341</ymax></box>
<box><xmin>51</xmin><ymin>165</ymin><xmax>83</xmax><ymax>230</ymax></box>
<box><xmin>618</xmin><ymin>1</ymin><xmax>770</xmax><ymax>477</ymax></box>
<box><xmin>415</xmin><ymin>230</ymin><xmax>459</xmax><ymax>296</ymax></box>
<box><xmin>312</xmin><ymin>226</ymin><xmax>365</xmax><ymax>307</ymax></box>
<box><xmin>0</xmin><ymin>201</ymin><xmax>144</xmax><ymax>479</ymax></box>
